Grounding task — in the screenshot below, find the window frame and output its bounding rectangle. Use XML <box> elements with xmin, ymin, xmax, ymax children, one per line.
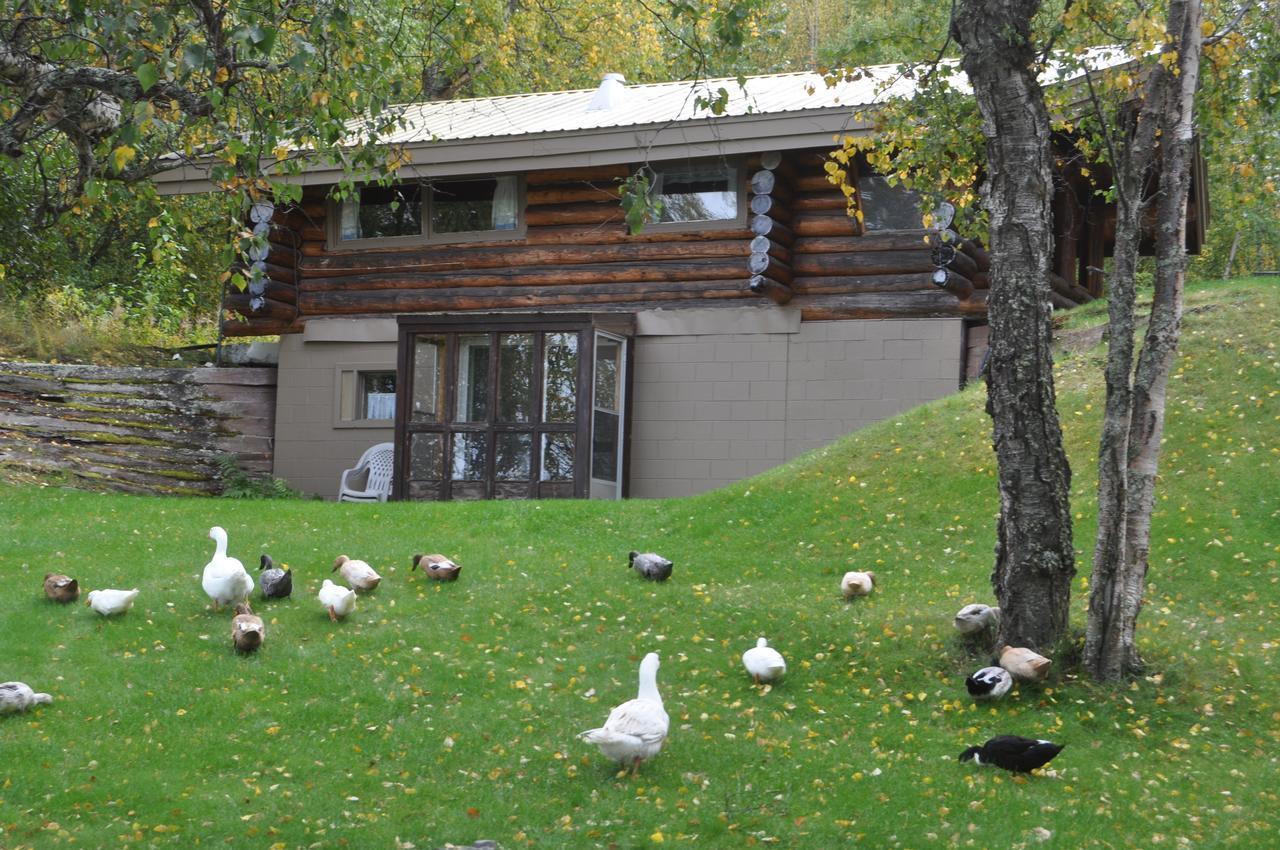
<box><xmin>326</xmin><ymin>175</ymin><xmax>527</xmax><ymax>250</ymax></box>
<box><xmin>637</xmin><ymin>157</ymin><xmax>748</xmax><ymax>235</ymax></box>
<box><xmin>333</xmin><ymin>364</ymin><xmax>398</xmax><ymax>428</ymax></box>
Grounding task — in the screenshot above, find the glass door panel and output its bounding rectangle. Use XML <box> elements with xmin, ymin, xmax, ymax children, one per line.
<box><xmin>590</xmin><ymin>332</ymin><xmax>626</xmax><ymax>499</ymax></box>
<box><xmin>456</xmin><ymin>334</ymin><xmax>490</xmax><ymax>423</ymax></box>
<box><xmin>497</xmin><ymin>333</ymin><xmax>534</xmax><ymax>423</ymax></box>
<box><xmin>411</xmin><ymin>336</ymin><xmax>446</xmax><ymax>422</ymax></box>
<box><xmin>543</xmin><ymin>332</ymin><xmax>578</xmax><ymax>422</ymax></box>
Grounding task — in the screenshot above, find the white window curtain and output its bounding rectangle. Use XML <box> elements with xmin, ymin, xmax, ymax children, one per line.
<box><xmin>492</xmin><ymin>176</ymin><xmax>518</xmax><ymax>230</ymax></box>
<box><xmin>340</xmin><ymin>197</ymin><xmax>361</xmax><ymax>240</ymax></box>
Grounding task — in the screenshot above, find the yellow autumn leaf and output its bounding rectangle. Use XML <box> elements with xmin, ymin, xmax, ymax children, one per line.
<box><xmin>112</xmin><ymin>145</ymin><xmax>137</xmax><ymax>172</ymax></box>
<box><xmin>214</xmin><ymin>66</ymin><xmax>230</xmax><ymax>84</ymax></box>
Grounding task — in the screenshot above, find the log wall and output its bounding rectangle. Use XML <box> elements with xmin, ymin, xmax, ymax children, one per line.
<box><xmin>221</xmin><ymin>149</ymin><xmax>988</xmax><ymax>336</ymax></box>
<box><xmin>0</xmin><ymin>362</ymin><xmax>276</xmax><ymax>495</ymax></box>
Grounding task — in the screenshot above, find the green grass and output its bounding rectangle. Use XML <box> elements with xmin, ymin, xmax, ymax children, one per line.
<box><xmin>1</xmin><ymin>278</ymin><xmax>1277</xmax><ymax>849</ymax></box>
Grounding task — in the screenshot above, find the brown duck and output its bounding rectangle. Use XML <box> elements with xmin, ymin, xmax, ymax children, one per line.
<box><xmin>412</xmin><ymin>553</ymin><xmax>462</xmax><ymax>581</ymax></box>
<box><xmin>43</xmin><ymin>573</ymin><xmax>80</xmax><ymax>603</ymax></box>
<box><xmin>231</xmin><ymin>602</ymin><xmax>265</xmax><ymax>653</ymax></box>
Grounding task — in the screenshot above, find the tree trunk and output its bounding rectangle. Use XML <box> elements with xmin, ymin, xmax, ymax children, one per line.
<box><xmin>1084</xmin><ymin>0</ymin><xmax>1202</xmax><ymax>680</ymax></box>
<box><xmin>1223</xmin><ymin>231</ymin><xmax>1241</xmax><ymax>278</ymax></box>
<box><xmin>952</xmin><ymin>0</ymin><xmax>1076</xmax><ymax>652</ymax></box>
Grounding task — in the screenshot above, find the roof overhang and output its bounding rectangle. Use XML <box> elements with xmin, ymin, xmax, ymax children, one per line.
<box><xmin>151</xmin><ymin>107</ymin><xmax>876</xmax><ymax>196</ymax></box>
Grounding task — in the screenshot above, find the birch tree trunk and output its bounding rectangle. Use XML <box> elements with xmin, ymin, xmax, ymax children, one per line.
<box><xmin>1084</xmin><ymin>0</ymin><xmax>1203</xmax><ymax>679</ymax></box>
<box><xmin>951</xmin><ymin>0</ymin><xmax>1076</xmax><ymax>652</ymax></box>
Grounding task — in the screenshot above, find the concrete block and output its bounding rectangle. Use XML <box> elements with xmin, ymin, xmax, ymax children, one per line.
<box><xmin>748</xmin><ymin>381</ymin><xmax>786</xmax><ymax>401</ymax></box>
<box><xmin>713</xmin><ymin>381</ymin><xmax>750</xmax><ymax>401</ymax></box>
<box><xmin>885</xmin><ymin>339</ymin><xmax>924</xmax><ymax>360</ymax></box>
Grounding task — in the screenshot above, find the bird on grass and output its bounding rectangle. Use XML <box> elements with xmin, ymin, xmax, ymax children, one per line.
<box><xmin>333</xmin><ymin>555</ymin><xmax>381</xmax><ymax>592</ymax></box>
<box><xmin>231</xmin><ymin>602</ymin><xmax>265</xmax><ymax>653</ymax></box>
<box><xmin>0</xmin><ymin>682</ymin><xmax>53</xmax><ymax>715</ymax></box>
<box><xmin>628</xmin><ymin>552</ymin><xmax>673</xmax><ymax>582</ymax></box>
<box><xmin>203</xmin><ymin>526</ymin><xmax>253</xmax><ymax>611</ymax></box>
<box><xmin>841</xmin><ymin>570</ymin><xmax>876</xmax><ymax>598</ymax></box>
<box><xmin>579</xmin><ymin>652</ymin><xmax>669</xmax><ymax>775</ymax></box>
<box><xmin>85</xmin><ymin>588</ymin><xmax>139</xmax><ymax>616</ymax></box>
<box><xmin>953</xmin><ymin>603</ymin><xmax>1000</xmax><ymax>635</ymax></box>
<box><xmin>412</xmin><ymin>553</ymin><xmax>462</xmax><ymax>581</ymax></box>
<box><xmin>318</xmin><ymin>579</ymin><xmax>357</xmax><ymax>622</ymax></box>
<box><xmin>958</xmin><ymin>735</ymin><xmax>1065</xmax><ymax>773</ymax></box>
<box><xmin>742</xmin><ymin>637</ymin><xmax>787</xmax><ymax>685</ymax></box>
<box><xmin>258</xmin><ymin>554</ymin><xmax>292</xmax><ymax>599</ymax></box>
<box><xmin>965</xmin><ymin>666</ymin><xmax>1013</xmax><ymax>700</ymax></box>
<box><xmin>43</xmin><ymin>573</ymin><xmax>80</xmax><ymax>603</ymax></box>
<box><xmin>999</xmin><ymin>645</ymin><xmax>1052</xmax><ymax>683</ymax></box>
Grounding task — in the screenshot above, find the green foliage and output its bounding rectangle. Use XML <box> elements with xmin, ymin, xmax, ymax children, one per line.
<box><xmin>0</xmin><ymin>280</ymin><xmax>1276</xmax><ymax>846</ymax></box>
<box><xmin>214</xmin><ymin>455</ymin><xmax>301</xmax><ymax>499</ymax></box>
<box><xmin>618</xmin><ymin>168</ymin><xmax>665</xmax><ymax>234</ymax></box>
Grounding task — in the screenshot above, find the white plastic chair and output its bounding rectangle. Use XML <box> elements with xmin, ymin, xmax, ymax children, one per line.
<box><xmin>338</xmin><ymin>442</ymin><xmax>395</xmax><ymax>502</ymax></box>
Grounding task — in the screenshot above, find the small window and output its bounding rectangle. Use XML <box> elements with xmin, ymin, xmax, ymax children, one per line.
<box><xmin>651</xmin><ymin>160</ymin><xmax>740</xmax><ymax>225</ymax></box>
<box><xmin>340</xmin><ymin>184</ymin><xmax>422</xmax><ymax>241</ymax></box>
<box><xmin>338</xmin><ymin>368</ymin><xmax>396</xmax><ymax>424</ymax></box>
<box><xmin>334</xmin><ymin>175</ymin><xmax>521</xmax><ymax>245</ymax></box>
<box><xmin>857</xmin><ymin>173</ymin><xmax>923</xmax><ymax>230</ymax></box>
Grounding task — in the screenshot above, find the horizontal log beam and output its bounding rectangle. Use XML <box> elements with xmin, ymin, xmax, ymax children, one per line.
<box><xmin>749</xmin><ymin>235</ymin><xmax>792</xmax><ymax>264</ymax></box>
<box><xmin>221</xmin><ymin>316</ymin><xmax>301</xmax><ymax>336</ymax></box>
<box><xmin>793</xmin><ymin>174</ymin><xmax>848</xmax><ymax>193</ymax></box>
<box><xmin>525</xmin><ymin>165</ymin><xmax>631</xmax><ymax>185</ymax></box>
<box><xmin>523</xmin><ymin>202</ymin><xmax>625</xmax><ymax>228</ymax></box>
<box><xmin>961</xmin><ymin>239</ymin><xmax>992</xmax><ymax>272</ymax></box>
<box><xmin>931</xmin><ymin>268</ymin><xmax>975</xmax><ymax>299</ymax></box>
<box><xmin>526</xmin><ymin>184</ymin><xmax>620</xmax><ymax>206</ymax></box>
<box><xmin>748</xmin><ymin>193</ymin><xmax>792</xmax><ymax>222</ymax></box>
<box><xmin>792</xmin><ymin>194</ymin><xmax>849</xmax><ymax>212</ymax></box>
<box><xmin>794</xmin><ymin>231</ymin><xmax>935</xmax><ymax>253</ymax></box>
<box><xmin>225</xmin><ymin>293</ymin><xmax>297</xmax><ymax>322</ymax></box>
<box><xmin>748</xmin><ymin>252</ymin><xmax>794</xmax><ymax>285</ymax></box>
<box><xmin>262</xmin><ymin>262</ymin><xmax>297</xmax><ymax>287</ymax></box>
<box><xmin>748</xmin><ymin>275</ymin><xmax>794</xmax><ymax>305</ymax></box>
<box><xmin>302</xmin><ymin>238</ymin><xmax>751</xmax><ymax>277</ymax></box>
<box><xmin>750</xmin><ymin>214</ymin><xmax>794</xmax><ymax>246</ymax></box>
<box><xmin>794</xmin><ymin>249</ymin><xmax>937</xmax><ymax>277</ymax></box>
<box><xmin>1049</xmin><ymin>272</ymin><xmax>1093</xmax><ymax>303</ymax></box>
<box><xmin>791</xmin><ymin>213</ymin><xmax>857</xmax><ymax>237</ymax></box>
<box><xmin>299</xmin><ymin>279</ymin><xmax>753</xmax><ymax>314</ymax></box>
<box><xmin>792</xmin><ymin>272</ymin><xmax>957</xmax><ymax>295</ymax></box>
<box><xmin>524</xmin><ymin>223</ymin><xmax>754</xmax><ymax>246</ymax></box>
<box><xmin>798</xmin><ymin>289</ymin><xmax>989</xmax><ymax>321</ymax></box>
<box><xmin>302</xmin><ymin>260</ymin><xmax>749</xmax><ymax>292</ymax></box>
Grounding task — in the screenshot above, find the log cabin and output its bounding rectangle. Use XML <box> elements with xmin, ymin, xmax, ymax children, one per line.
<box><xmin>153</xmin><ymin>63</ymin><xmax>1206</xmax><ymax>501</ymax></box>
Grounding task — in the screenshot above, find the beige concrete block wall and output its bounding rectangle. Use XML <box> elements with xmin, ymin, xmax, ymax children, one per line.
<box><xmin>273</xmin><ymin>332</ymin><xmax>397</xmax><ymax>498</ymax></box>
<box><xmin>629</xmin><ymin>317</ymin><xmax>964</xmax><ymax>498</ymax></box>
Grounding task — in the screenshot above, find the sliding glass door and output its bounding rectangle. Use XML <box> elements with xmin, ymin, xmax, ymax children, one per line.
<box><xmin>395</xmin><ymin>315</ymin><xmax>629</xmax><ymax>501</ymax></box>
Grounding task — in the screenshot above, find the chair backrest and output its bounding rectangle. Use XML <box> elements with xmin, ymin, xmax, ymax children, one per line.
<box><xmin>360</xmin><ymin>442</ymin><xmax>395</xmax><ymax>496</ymax></box>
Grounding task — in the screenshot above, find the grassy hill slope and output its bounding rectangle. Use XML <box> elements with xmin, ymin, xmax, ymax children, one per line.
<box><xmin>1</xmin><ymin>279</ymin><xmax>1276</xmax><ymax>849</ymax></box>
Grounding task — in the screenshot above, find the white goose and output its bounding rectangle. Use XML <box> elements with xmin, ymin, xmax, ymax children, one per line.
<box><xmin>85</xmin><ymin>588</ymin><xmax>139</xmax><ymax>616</ymax></box>
<box><xmin>954</xmin><ymin>603</ymin><xmax>1001</xmax><ymax>635</ymax></box>
<box><xmin>0</xmin><ymin>682</ymin><xmax>53</xmax><ymax>714</ymax></box>
<box><xmin>318</xmin><ymin>579</ymin><xmax>357</xmax><ymax>621</ymax></box>
<box><xmin>579</xmin><ymin>652</ymin><xmax>669</xmax><ymax>774</ymax></box>
<box><xmin>742</xmin><ymin>637</ymin><xmax>787</xmax><ymax>684</ymax></box>
<box><xmin>202</xmin><ymin>527</ymin><xmax>253</xmax><ymax>610</ymax></box>
<box><xmin>841</xmin><ymin>570</ymin><xmax>876</xmax><ymax>598</ymax></box>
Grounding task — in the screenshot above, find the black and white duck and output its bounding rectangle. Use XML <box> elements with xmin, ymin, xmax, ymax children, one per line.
<box><xmin>965</xmin><ymin>666</ymin><xmax>1013</xmax><ymax>700</ymax></box>
<box><xmin>629</xmin><ymin>551</ymin><xmax>673</xmax><ymax>582</ymax></box>
<box><xmin>958</xmin><ymin>735</ymin><xmax>1064</xmax><ymax>773</ymax></box>
<box><xmin>258</xmin><ymin>554</ymin><xmax>292</xmax><ymax>599</ymax></box>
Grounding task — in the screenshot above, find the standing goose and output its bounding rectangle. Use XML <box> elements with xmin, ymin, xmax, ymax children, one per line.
<box><xmin>333</xmin><ymin>555</ymin><xmax>381</xmax><ymax>592</ymax></box>
<box><xmin>258</xmin><ymin>554</ymin><xmax>292</xmax><ymax>599</ymax></box>
<box><xmin>231</xmin><ymin>602</ymin><xmax>265</xmax><ymax>653</ymax></box>
<box><xmin>965</xmin><ymin>666</ymin><xmax>1013</xmax><ymax>700</ymax></box>
<box><xmin>0</xmin><ymin>682</ymin><xmax>53</xmax><ymax>715</ymax></box>
<box><xmin>412</xmin><ymin>553</ymin><xmax>462</xmax><ymax>581</ymax></box>
<box><xmin>742</xmin><ymin>637</ymin><xmax>787</xmax><ymax>685</ymax></box>
<box><xmin>202</xmin><ymin>526</ymin><xmax>254</xmax><ymax>611</ymax></box>
<box><xmin>579</xmin><ymin>652</ymin><xmax>669</xmax><ymax>774</ymax></box>
<box><xmin>628</xmin><ymin>551</ymin><xmax>673</xmax><ymax>582</ymax></box>
<box><xmin>958</xmin><ymin>735</ymin><xmax>1065</xmax><ymax>773</ymax></box>
<box><xmin>318</xmin><ymin>579</ymin><xmax>357</xmax><ymax>621</ymax></box>
<box><xmin>841</xmin><ymin>570</ymin><xmax>876</xmax><ymax>598</ymax></box>
<box><xmin>43</xmin><ymin>573</ymin><xmax>80</xmax><ymax>603</ymax></box>
<box><xmin>999</xmin><ymin>646</ymin><xmax>1052</xmax><ymax>683</ymax></box>
<box><xmin>85</xmin><ymin>588</ymin><xmax>139</xmax><ymax>616</ymax></box>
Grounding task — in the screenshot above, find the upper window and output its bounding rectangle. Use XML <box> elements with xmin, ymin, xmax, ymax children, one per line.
<box><xmin>335</xmin><ymin>175</ymin><xmax>521</xmax><ymax>244</ymax></box>
<box><xmin>857</xmin><ymin>173</ymin><xmax>924</xmax><ymax>231</ymax></box>
<box><xmin>649</xmin><ymin>160</ymin><xmax>741</xmax><ymax>227</ymax></box>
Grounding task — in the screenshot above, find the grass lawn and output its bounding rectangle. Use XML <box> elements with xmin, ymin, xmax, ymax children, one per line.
<box><xmin>1</xmin><ymin>279</ymin><xmax>1277</xmax><ymax>849</ymax></box>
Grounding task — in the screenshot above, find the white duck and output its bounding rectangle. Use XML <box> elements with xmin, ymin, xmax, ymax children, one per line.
<box><xmin>954</xmin><ymin>603</ymin><xmax>1001</xmax><ymax>635</ymax></box>
<box><xmin>318</xmin><ymin>578</ymin><xmax>357</xmax><ymax>621</ymax></box>
<box><xmin>579</xmin><ymin>652</ymin><xmax>669</xmax><ymax>774</ymax></box>
<box><xmin>0</xmin><ymin>682</ymin><xmax>53</xmax><ymax>715</ymax></box>
<box><xmin>999</xmin><ymin>645</ymin><xmax>1052</xmax><ymax>683</ymax></box>
<box><xmin>202</xmin><ymin>526</ymin><xmax>253</xmax><ymax>610</ymax></box>
<box><xmin>85</xmin><ymin>588</ymin><xmax>139</xmax><ymax>616</ymax></box>
<box><xmin>742</xmin><ymin>637</ymin><xmax>786</xmax><ymax>684</ymax></box>
<box><xmin>333</xmin><ymin>555</ymin><xmax>381</xmax><ymax>592</ymax></box>
<box><xmin>841</xmin><ymin>570</ymin><xmax>876</xmax><ymax>598</ymax></box>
